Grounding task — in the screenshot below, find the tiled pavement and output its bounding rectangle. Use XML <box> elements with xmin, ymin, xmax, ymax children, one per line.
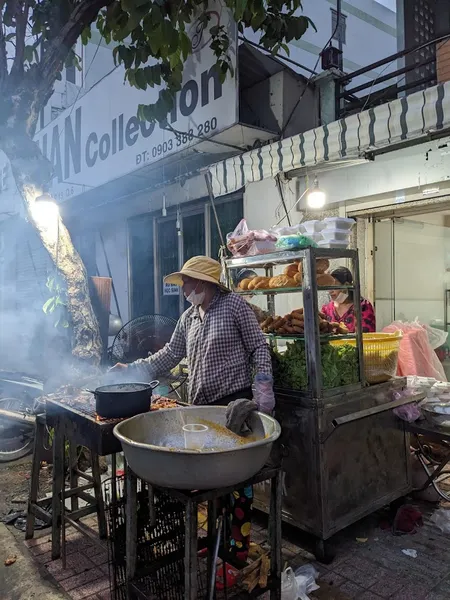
<box><xmin>22</xmin><ymin>503</ymin><xmax>450</xmax><ymax>600</ymax></box>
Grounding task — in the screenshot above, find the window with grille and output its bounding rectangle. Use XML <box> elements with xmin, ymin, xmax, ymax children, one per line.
<box><xmin>404</xmin><ymin>0</ymin><xmax>437</xmax><ymax>89</ymax></box>
<box><xmin>331</xmin><ymin>9</ymin><xmax>347</xmax><ymax>45</ymax></box>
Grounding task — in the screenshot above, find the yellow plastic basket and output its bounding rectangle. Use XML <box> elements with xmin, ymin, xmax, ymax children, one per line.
<box><xmin>330</xmin><ymin>331</ymin><xmax>402</xmax><ymax>384</ymax></box>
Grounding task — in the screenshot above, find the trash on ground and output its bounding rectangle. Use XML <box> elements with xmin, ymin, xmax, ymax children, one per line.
<box><xmin>240</xmin><ymin>553</ymin><xmax>271</xmax><ymax>593</ymax></box>
<box><xmin>393</xmin><ymin>505</ymin><xmax>423</xmax><ymax>535</ymax></box>
<box><xmin>4</xmin><ymin>555</ymin><xmax>17</xmax><ymax>566</ymax></box>
<box><xmin>294</xmin><ymin>564</ymin><xmax>320</xmax><ymax>598</ymax></box>
<box><xmin>356</xmin><ymin>537</ymin><xmax>368</xmax><ymax>543</ymax></box>
<box><xmin>430</xmin><ymin>508</ymin><xmax>450</xmax><ymax>533</ymax></box>
<box><xmin>281</xmin><ymin>567</ymin><xmax>298</xmax><ymax>600</ymax></box>
<box><xmin>1</xmin><ymin>508</ymin><xmax>50</xmax><ymax>532</ymax></box>
<box><xmin>281</xmin><ymin>565</ymin><xmax>320</xmax><ymax>600</ymax></box>
<box><xmin>402</xmin><ymin>549</ymin><xmax>418</xmax><ymax>558</ymax></box>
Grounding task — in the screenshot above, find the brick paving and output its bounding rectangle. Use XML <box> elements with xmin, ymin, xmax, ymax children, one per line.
<box><xmin>21</xmin><ymin>502</ymin><xmax>450</xmax><ymax>599</ymax></box>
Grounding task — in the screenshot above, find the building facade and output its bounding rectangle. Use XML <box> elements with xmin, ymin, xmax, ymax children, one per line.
<box><xmin>0</xmin><ymin>0</ymin><xmax>403</xmax><ymax>369</ymax></box>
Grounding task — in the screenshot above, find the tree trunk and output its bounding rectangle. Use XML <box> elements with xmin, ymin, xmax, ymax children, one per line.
<box><xmin>0</xmin><ymin>129</ymin><xmax>103</xmax><ymax>367</ymax></box>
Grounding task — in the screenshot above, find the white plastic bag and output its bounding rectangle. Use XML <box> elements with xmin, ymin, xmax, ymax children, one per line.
<box><xmin>226</xmin><ymin>219</ymin><xmax>277</xmax><ymax>257</ymax></box>
<box><xmin>430</xmin><ymin>509</ymin><xmax>450</xmax><ymax>533</ymax></box>
<box><xmin>294</xmin><ymin>564</ymin><xmax>320</xmax><ymax>599</ymax></box>
<box><xmin>424</xmin><ymin>324</ymin><xmax>448</xmax><ymax>350</ymax></box>
<box><xmin>281</xmin><ymin>567</ymin><xmax>299</xmax><ymax>600</ymax></box>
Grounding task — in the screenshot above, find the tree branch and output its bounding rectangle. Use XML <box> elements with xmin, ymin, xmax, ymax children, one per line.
<box><xmin>10</xmin><ymin>0</ymin><xmax>29</xmax><ymax>80</ymax></box>
<box><xmin>39</xmin><ymin>0</ymin><xmax>113</xmax><ymax>85</ymax></box>
<box><xmin>0</xmin><ymin>1</ymin><xmax>8</xmax><ymax>84</ymax></box>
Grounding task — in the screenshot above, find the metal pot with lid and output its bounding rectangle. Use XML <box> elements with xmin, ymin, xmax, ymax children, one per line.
<box><xmin>86</xmin><ymin>381</ymin><xmax>159</xmax><ymax>419</ymax></box>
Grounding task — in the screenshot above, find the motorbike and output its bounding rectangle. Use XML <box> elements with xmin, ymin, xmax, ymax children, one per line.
<box><xmin>0</xmin><ymin>371</ymin><xmax>43</xmax><ymax>463</ymax></box>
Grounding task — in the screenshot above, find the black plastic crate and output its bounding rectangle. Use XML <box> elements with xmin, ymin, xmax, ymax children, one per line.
<box><xmin>104</xmin><ymin>476</ymin><xmax>206</xmax><ymax>600</ymax></box>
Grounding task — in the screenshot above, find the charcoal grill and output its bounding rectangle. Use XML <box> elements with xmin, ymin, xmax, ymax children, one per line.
<box><xmin>46</xmin><ymin>397</ymin><xmax>123</xmax><ymax>456</ymax></box>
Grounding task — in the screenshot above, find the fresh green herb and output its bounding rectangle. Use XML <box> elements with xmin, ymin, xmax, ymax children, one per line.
<box><xmin>271</xmin><ymin>341</ymin><xmax>359</xmax><ymax>391</ymax></box>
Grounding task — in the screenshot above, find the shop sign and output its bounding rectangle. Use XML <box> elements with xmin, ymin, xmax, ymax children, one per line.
<box><xmin>163</xmin><ymin>282</ymin><xmax>180</xmax><ymax>296</ymax></box>
<box><xmin>34</xmin><ymin>0</ymin><xmax>238</xmax><ymax>204</ymax></box>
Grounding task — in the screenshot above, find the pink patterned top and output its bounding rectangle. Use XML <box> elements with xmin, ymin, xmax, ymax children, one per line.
<box><xmin>321</xmin><ymin>299</ymin><xmax>376</xmax><ymax>333</ymax></box>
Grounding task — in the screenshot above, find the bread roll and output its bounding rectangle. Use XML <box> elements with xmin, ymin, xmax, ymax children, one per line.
<box><xmin>294</xmin><ymin>272</ymin><xmax>302</xmax><ymax>285</ymax></box>
<box><xmin>239</xmin><ymin>278</ymin><xmax>253</xmax><ymax>290</ymax></box>
<box><xmin>317</xmin><ymin>273</ymin><xmax>335</xmax><ymax>287</ymax></box>
<box><xmin>254</xmin><ymin>278</ymin><xmax>271</xmax><ymax>290</ymax></box>
<box><xmin>316</xmin><ymin>259</ymin><xmax>330</xmax><ymax>274</ymax></box>
<box><xmin>269</xmin><ymin>275</ymin><xmax>296</xmax><ymax>289</ymax></box>
<box><xmin>284</xmin><ymin>263</ymin><xmax>299</xmax><ymax>278</ymax></box>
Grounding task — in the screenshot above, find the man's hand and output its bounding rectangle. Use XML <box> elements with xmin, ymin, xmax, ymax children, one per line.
<box><xmin>109</xmin><ymin>363</ymin><xmax>128</xmax><ymax>372</ymax></box>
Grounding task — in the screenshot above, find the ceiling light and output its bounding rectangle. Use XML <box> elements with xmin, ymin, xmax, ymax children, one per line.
<box><xmin>307</xmin><ymin>177</ymin><xmax>326</xmax><ymax>209</ymax></box>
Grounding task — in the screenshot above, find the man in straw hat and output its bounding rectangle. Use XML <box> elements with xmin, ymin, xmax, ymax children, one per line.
<box><xmin>111</xmin><ymin>255</ymin><xmax>275</xmax><ymax>580</ymax></box>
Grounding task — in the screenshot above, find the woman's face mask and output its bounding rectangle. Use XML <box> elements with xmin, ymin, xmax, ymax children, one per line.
<box><xmin>333</xmin><ymin>292</ymin><xmax>349</xmax><ymax>306</ymax></box>
<box><xmin>186</xmin><ymin>282</ymin><xmax>205</xmax><ymax>306</ymax></box>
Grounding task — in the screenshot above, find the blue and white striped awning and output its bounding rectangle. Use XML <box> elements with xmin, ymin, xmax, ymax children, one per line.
<box><xmin>208</xmin><ymin>81</ymin><xmax>450</xmax><ymax>198</ymax></box>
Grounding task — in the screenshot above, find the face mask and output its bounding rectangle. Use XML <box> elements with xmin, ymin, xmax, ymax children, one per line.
<box><xmin>186</xmin><ymin>283</ymin><xmax>205</xmax><ymax>306</ymax></box>
<box><xmin>334</xmin><ymin>292</ymin><xmax>349</xmax><ymax>306</ymax></box>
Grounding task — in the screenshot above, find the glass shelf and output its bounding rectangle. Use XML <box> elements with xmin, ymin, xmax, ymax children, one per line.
<box><xmin>235</xmin><ymin>285</ymin><xmax>354</xmax><ymax>295</ymax></box>
<box><xmin>226</xmin><ymin>247</ymin><xmax>358</xmax><ymax>269</ymax></box>
<box><xmin>263</xmin><ymin>333</ymin><xmax>356</xmax><ymax>342</ymax></box>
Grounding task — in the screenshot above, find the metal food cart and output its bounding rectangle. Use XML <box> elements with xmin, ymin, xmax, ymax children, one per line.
<box><xmin>226</xmin><ymin>247</ymin><xmax>412</xmax><ymax>560</ymax></box>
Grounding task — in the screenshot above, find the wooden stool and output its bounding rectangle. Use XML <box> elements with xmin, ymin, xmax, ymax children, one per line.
<box><xmin>25</xmin><ymin>413</ymin><xmax>107</xmax><ymax>563</ymax></box>
<box><xmin>25</xmin><ymin>413</ymin><xmax>53</xmax><ymax>539</ymax></box>
<box><xmin>51</xmin><ymin>415</ymin><xmax>107</xmax><ymax>563</ymax></box>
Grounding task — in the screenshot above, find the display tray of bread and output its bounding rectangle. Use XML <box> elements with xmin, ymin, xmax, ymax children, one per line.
<box><xmin>237</xmin><ymin>259</ymin><xmax>336</xmax><ymax>292</ymax></box>
<box><xmin>260</xmin><ymin>309</ymin><xmax>350</xmax><ymax>337</ymax></box>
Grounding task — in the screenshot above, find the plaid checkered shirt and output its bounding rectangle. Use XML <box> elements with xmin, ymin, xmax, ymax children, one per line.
<box><xmin>133</xmin><ymin>291</ymin><xmax>272</xmax><ymax>405</ymax></box>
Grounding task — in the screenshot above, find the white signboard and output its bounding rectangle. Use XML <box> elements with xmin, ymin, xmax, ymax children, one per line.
<box><xmin>163</xmin><ymin>282</ymin><xmax>180</xmax><ymax>296</ymax></box>
<box><xmin>34</xmin><ymin>0</ymin><xmax>237</xmax><ymax>203</ymax></box>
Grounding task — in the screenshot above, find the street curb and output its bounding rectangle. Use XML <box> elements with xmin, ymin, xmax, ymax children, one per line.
<box><xmin>0</xmin><ymin>523</ymin><xmax>68</xmax><ymax>599</ymax></box>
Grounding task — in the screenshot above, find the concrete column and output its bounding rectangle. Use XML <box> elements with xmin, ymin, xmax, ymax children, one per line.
<box><xmin>312</xmin><ymin>68</ymin><xmax>345</xmax><ymax>125</ymax></box>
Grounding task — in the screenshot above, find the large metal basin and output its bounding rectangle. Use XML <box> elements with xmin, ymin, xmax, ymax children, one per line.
<box><xmin>113</xmin><ymin>406</ymin><xmax>281</xmax><ymax>489</ymax></box>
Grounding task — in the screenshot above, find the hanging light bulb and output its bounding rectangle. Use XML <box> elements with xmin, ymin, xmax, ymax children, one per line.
<box><xmin>307</xmin><ymin>177</ymin><xmax>326</xmax><ymax>209</ymax></box>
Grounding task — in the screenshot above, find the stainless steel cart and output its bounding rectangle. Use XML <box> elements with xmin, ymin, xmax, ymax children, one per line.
<box><xmin>225</xmin><ymin>247</ymin><xmax>412</xmax><ymax>561</ymax></box>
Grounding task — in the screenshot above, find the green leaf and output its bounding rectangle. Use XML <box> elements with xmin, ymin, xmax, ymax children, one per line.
<box><xmin>234</xmin><ymin>0</ymin><xmax>248</xmax><ymax>22</ymax></box>
<box><xmin>43</xmin><ymin>298</ymin><xmax>56</xmax><ymax>314</ymax></box>
<box><xmin>280</xmin><ymin>43</ymin><xmax>290</xmax><ymax>56</ymax></box>
<box><xmin>81</xmin><ymin>27</ymin><xmax>92</xmax><ymax>46</ymax></box>
<box><xmin>135</xmin><ymin>68</ymin><xmax>147</xmax><ymax>89</ymax></box>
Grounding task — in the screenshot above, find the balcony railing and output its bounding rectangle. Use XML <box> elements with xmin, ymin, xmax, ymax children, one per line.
<box><xmin>335</xmin><ymin>35</ymin><xmax>449</xmax><ymax>119</ymax></box>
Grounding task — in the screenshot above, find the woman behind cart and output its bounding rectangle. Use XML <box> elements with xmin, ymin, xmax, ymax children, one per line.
<box><xmin>321</xmin><ymin>266</ymin><xmax>376</xmax><ymax>333</ymax></box>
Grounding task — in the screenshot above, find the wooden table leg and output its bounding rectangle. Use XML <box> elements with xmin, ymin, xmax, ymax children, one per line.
<box><xmin>51</xmin><ymin>417</ymin><xmax>65</xmax><ymax>560</ymax></box>
<box><xmin>68</xmin><ymin>439</ymin><xmax>79</xmax><ymax>513</ymax></box>
<box><xmin>91</xmin><ymin>451</ymin><xmax>107</xmax><ymax>539</ymax></box>
<box><xmin>125</xmin><ymin>467</ymin><xmax>138</xmax><ymax>588</ymax></box>
<box><xmin>269</xmin><ymin>470</ymin><xmax>282</xmax><ymax>600</ymax></box>
<box><xmin>25</xmin><ymin>417</ymin><xmax>45</xmax><ymax>540</ymax></box>
<box><xmin>184</xmin><ymin>498</ymin><xmax>198</xmax><ymax>600</ymax></box>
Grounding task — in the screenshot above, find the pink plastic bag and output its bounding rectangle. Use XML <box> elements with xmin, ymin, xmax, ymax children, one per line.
<box><xmin>383</xmin><ymin>320</ymin><xmax>447</xmax><ymax>381</ymax></box>
<box><xmin>226</xmin><ymin>219</ymin><xmax>277</xmax><ymax>257</ymax></box>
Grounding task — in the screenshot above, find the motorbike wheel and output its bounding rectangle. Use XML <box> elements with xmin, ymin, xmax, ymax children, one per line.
<box><xmin>0</xmin><ymin>397</ymin><xmax>35</xmax><ymax>463</ymax></box>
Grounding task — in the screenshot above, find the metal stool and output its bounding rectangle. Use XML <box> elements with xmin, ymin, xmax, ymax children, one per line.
<box><xmin>25</xmin><ymin>413</ymin><xmax>107</xmax><ymax>564</ymax></box>
<box><xmin>125</xmin><ymin>466</ymin><xmax>282</xmax><ymax>600</ymax></box>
